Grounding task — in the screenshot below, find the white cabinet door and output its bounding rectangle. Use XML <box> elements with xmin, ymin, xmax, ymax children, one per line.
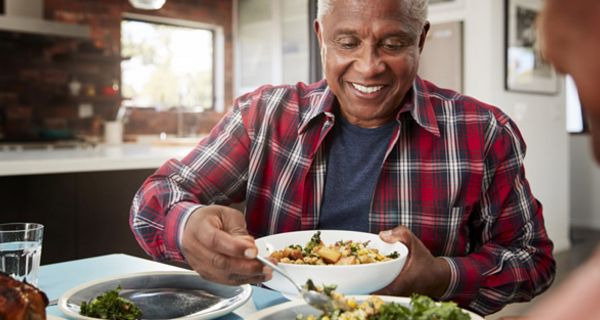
<box><xmin>418</xmin><ymin>21</ymin><xmax>464</xmax><ymax>93</ymax></box>
<box><xmin>236</xmin><ymin>0</ymin><xmax>309</xmax><ymax>96</ymax></box>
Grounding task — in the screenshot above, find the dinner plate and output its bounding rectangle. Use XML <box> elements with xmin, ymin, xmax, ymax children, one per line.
<box><xmin>246</xmin><ymin>295</ymin><xmax>484</xmax><ymax>320</ymax></box>
<box><xmin>58</xmin><ymin>271</ymin><xmax>252</xmax><ymax>320</ymax></box>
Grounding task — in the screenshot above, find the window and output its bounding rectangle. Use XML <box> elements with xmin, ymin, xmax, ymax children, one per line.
<box><xmin>121</xmin><ymin>14</ymin><xmax>224</xmax><ymax>112</ymax></box>
<box><xmin>566</xmin><ymin>75</ymin><xmax>587</xmax><ymax>133</ymax></box>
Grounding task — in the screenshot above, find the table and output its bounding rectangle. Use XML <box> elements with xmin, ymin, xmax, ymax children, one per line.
<box><xmin>40</xmin><ymin>253</ymin><xmax>289</xmax><ymax>319</ymax></box>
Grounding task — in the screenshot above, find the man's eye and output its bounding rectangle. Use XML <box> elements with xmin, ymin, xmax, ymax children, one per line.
<box><xmin>382</xmin><ymin>43</ymin><xmax>405</xmax><ymax>51</ymax></box>
<box><xmin>336</xmin><ymin>39</ymin><xmax>359</xmax><ymax>49</ymax></box>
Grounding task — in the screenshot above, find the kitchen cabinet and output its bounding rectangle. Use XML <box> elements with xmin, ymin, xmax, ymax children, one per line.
<box><xmin>0</xmin><ymin>169</ymin><xmax>154</xmax><ymax>264</ymax></box>
<box><xmin>418</xmin><ymin>21</ymin><xmax>464</xmax><ymax>93</ymax></box>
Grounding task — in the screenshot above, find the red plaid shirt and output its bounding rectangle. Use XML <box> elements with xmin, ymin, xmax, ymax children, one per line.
<box><xmin>130</xmin><ymin>77</ymin><xmax>555</xmax><ymax>315</ymax></box>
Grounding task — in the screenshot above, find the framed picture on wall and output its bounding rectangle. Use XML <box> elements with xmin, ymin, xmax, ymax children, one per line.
<box><xmin>505</xmin><ymin>0</ymin><xmax>558</xmax><ymax>94</ymax></box>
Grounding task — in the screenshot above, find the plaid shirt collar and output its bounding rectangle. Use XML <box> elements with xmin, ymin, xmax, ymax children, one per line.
<box><xmin>298</xmin><ymin>76</ymin><xmax>441</xmax><ymax>137</ymax></box>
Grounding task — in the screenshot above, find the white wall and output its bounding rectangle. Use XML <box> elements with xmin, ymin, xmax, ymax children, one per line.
<box><xmin>570</xmin><ymin>135</ymin><xmax>600</xmax><ymax>228</ymax></box>
<box><xmin>429</xmin><ymin>0</ymin><xmax>570</xmax><ymax>252</ymax></box>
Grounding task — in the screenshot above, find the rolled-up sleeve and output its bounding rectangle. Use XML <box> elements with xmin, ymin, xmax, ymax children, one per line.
<box><xmin>129</xmin><ymin>102</ymin><xmax>251</xmax><ymax>262</ymax></box>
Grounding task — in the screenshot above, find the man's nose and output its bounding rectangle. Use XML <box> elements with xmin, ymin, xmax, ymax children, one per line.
<box><xmin>354</xmin><ymin>45</ymin><xmax>385</xmax><ymax>76</ymax></box>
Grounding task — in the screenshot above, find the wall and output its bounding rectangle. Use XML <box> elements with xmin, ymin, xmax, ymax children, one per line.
<box><xmin>45</xmin><ymin>0</ymin><xmax>235</xmax><ymax>107</ymax></box>
<box><xmin>0</xmin><ymin>33</ymin><xmax>120</xmax><ymax>141</ymax></box>
<box><xmin>570</xmin><ymin>135</ymin><xmax>600</xmax><ymax>229</ymax></box>
<box><xmin>429</xmin><ymin>0</ymin><xmax>570</xmax><ymax>252</ymax></box>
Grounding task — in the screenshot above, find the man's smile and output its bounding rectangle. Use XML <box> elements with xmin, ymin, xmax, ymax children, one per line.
<box><xmin>347</xmin><ymin>82</ymin><xmax>389</xmax><ymax>101</ymax></box>
<box><xmin>350</xmin><ymin>82</ymin><xmax>385</xmax><ymax>94</ymax></box>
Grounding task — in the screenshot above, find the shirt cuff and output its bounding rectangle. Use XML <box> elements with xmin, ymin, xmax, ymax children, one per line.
<box><xmin>439</xmin><ymin>256</ymin><xmax>459</xmax><ymax>300</ymax></box>
<box><xmin>164</xmin><ymin>201</ymin><xmax>202</xmax><ymax>261</ymax></box>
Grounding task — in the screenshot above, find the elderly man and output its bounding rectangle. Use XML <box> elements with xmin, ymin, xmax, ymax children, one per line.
<box><xmin>130</xmin><ymin>0</ymin><xmax>554</xmax><ymax>315</ymax></box>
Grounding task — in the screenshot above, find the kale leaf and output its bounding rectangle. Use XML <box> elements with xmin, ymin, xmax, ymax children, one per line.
<box><xmin>304</xmin><ymin>231</ymin><xmax>322</xmax><ymax>255</ymax></box>
<box><xmin>79</xmin><ymin>286</ymin><xmax>142</xmax><ymax>320</ymax></box>
<box><xmin>371</xmin><ymin>294</ymin><xmax>470</xmax><ymax>320</ymax></box>
<box><xmin>408</xmin><ymin>294</ymin><xmax>470</xmax><ymax>320</ymax></box>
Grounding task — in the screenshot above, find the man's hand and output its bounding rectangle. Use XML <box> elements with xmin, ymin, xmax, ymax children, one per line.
<box><xmin>181</xmin><ymin>205</ymin><xmax>272</xmax><ymax>285</ymax></box>
<box><xmin>375</xmin><ymin>225</ymin><xmax>450</xmax><ymax>298</ymax></box>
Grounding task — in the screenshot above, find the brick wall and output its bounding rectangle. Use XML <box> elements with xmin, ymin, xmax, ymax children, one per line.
<box><xmin>0</xmin><ymin>0</ymin><xmax>232</xmax><ymax>141</ymax></box>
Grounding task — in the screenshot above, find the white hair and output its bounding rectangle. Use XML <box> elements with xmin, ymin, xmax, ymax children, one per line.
<box><xmin>316</xmin><ymin>0</ymin><xmax>429</xmax><ymax>37</ymax></box>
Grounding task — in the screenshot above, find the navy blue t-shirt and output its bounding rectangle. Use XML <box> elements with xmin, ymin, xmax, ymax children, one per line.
<box><xmin>318</xmin><ymin>115</ymin><xmax>395</xmax><ymax>232</ymax></box>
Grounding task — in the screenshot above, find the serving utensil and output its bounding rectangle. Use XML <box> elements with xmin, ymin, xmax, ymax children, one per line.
<box><xmin>256</xmin><ymin>255</ymin><xmax>335</xmax><ymax>313</ymax></box>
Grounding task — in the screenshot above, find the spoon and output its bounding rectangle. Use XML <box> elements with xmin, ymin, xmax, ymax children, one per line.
<box><xmin>255</xmin><ymin>255</ymin><xmax>335</xmax><ymax>313</ymax></box>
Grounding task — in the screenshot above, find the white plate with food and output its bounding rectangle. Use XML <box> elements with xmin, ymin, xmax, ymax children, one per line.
<box><xmin>246</xmin><ymin>294</ymin><xmax>484</xmax><ymax>320</ymax></box>
<box><xmin>255</xmin><ymin>230</ymin><xmax>408</xmax><ymax>296</ymax></box>
<box><xmin>58</xmin><ymin>271</ymin><xmax>252</xmax><ymax>320</ymax></box>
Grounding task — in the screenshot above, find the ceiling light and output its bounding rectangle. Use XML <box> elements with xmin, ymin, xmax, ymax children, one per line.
<box><xmin>128</xmin><ymin>0</ymin><xmax>166</xmax><ymax>10</ymax></box>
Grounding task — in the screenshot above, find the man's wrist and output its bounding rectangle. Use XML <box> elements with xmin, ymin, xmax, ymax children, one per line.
<box><xmin>177</xmin><ymin>204</ymin><xmax>203</xmax><ymax>257</ymax></box>
<box><xmin>430</xmin><ymin>257</ymin><xmax>451</xmax><ymax>298</ymax></box>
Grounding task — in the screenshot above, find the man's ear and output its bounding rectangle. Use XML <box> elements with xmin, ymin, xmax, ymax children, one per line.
<box><xmin>418</xmin><ymin>22</ymin><xmax>431</xmax><ymax>53</ymax></box>
<box><xmin>314</xmin><ymin>19</ymin><xmax>323</xmax><ymax>47</ymax></box>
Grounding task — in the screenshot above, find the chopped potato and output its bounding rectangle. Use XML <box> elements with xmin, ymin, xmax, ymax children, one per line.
<box><xmin>336</xmin><ymin>256</ymin><xmax>357</xmax><ymax>265</ymax></box>
<box><xmin>315</xmin><ymin>246</ymin><xmax>341</xmax><ymax>264</ymax></box>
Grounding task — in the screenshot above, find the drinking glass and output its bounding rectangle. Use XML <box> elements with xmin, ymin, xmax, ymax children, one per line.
<box><xmin>0</xmin><ymin>223</ymin><xmax>44</xmax><ymax>286</ymax></box>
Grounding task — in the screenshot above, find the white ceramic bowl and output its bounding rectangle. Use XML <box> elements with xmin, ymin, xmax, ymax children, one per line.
<box><xmin>255</xmin><ymin>230</ymin><xmax>408</xmax><ymax>296</ymax></box>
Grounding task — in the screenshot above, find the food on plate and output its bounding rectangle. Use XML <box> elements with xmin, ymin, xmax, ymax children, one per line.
<box><xmin>269</xmin><ymin>231</ymin><xmax>399</xmax><ymax>265</ymax></box>
<box><xmin>79</xmin><ymin>286</ymin><xmax>142</xmax><ymax>320</ymax></box>
<box><xmin>0</xmin><ymin>271</ymin><xmax>49</xmax><ymax>320</ymax></box>
<box><xmin>298</xmin><ymin>281</ymin><xmax>470</xmax><ymax>320</ymax></box>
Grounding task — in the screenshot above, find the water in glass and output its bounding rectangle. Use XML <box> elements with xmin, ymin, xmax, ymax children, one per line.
<box><xmin>0</xmin><ymin>223</ymin><xmax>44</xmax><ymax>286</ymax></box>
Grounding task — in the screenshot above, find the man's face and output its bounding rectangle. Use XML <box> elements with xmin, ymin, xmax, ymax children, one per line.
<box><xmin>315</xmin><ymin>0</ymin><xmax>428</xmax><ymax>128</ymax></box>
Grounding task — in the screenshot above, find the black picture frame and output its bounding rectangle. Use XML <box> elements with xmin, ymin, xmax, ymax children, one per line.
<box><xmin>504</xmin><ymin>0</ymin><xmax>558</xmax><ymax>94</ymax></box>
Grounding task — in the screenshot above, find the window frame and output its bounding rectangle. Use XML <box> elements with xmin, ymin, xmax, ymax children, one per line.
<box><xmin>121</xmin><ymin>12</ymin><xmax>225</xmax><ymax>112</ymax></box>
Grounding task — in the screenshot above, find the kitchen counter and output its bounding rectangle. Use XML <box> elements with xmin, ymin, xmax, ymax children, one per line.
<box><xmin>0</xmin><ymin>143</ymin><xmax>194</xmax><ymax>176</ymax></box>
